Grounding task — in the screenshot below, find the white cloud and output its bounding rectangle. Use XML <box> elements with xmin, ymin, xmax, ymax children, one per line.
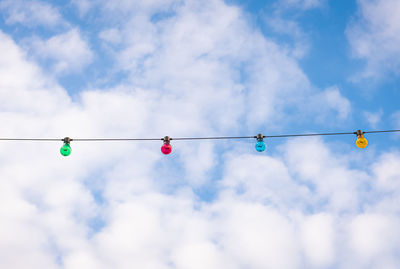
<box><xmin>301</xmin><ymin>213</ymin><xmax>335</xmax><ymax>267</ymax></box>
<box><xmin>364</xmin><ymin>109</ymin><xmax>383</xmax><ymax>129</ymax></box>
<box><xmin>212</xmin><ymin>201</ymin><xmax>300</xmax><ymax>269</ymax></box>
<box><xmin>0</xmin><ymin>31</ymin><xmax>69</xmax><ymax>116</ymax></box>
<box><xmin>282</xmin><ymin>137</ymin><xmax>365</xmax><ymax>212</ymax></box>
<box><xmin>99</xmin><ymin>0</ymin><xmax>349</xmax><ymax>130</ymax></box>
<box><xmin>70</xmin><ymin>0</ymin><xmax>95</xmax><ymax>16</ymax></box>
<box><xmin>27</xmin><ymin>29</ymin><xmax>93</xmax><ymax>74</ymax></box>
<box><xmin>373</xmin><ymin>152</ymin><xmax>400</xmax><ymax>195</ymax></box>
<box><xmin>99</xmin><ymin>28</ymin><xmax>122</xmax><ymax>44</ymax></box>
<box><xmin>277</xmin><ymin>0</ymin><xmax>326</xmax><ymax>10</ymax></box>
<box><xmin>220</xmin><ymin>153</ymin><xmax>310</xmax><ymax>208</ymax></box>
<box><xmin>347</xmin><ymin>0</ymin><xmax>400</xmax><ymax>79</ymax></box>
<box><xmin>392</xmin><ymin>111</ymin><xmax>400</xmax><ymax>129</ymax></box>
<box><xmin>0</xmin><ymin>0</ymin><xmax>66</xmax><ymax>28</ymax></box>
<box><xmin>103</xmin><ymin>0</ymin><xmax>178</xmax><ymax>14</ymax></box>
<box><xmin>349</xmin><ymin>214</ymin><xmax>400</xmax><ymax>264</ymax></box>
<box><xmin>0</xmin><ymin>0</ymin><xmax>399</xmax><ymax>268</ymax></box>
<box><xmin>309</xmin><ymin>86</ymin><xmax>351</xmax><ymax>123</ymax></box>
<box><xmin>264</xmin><ymin>16</ymin><xmax>310</xmax><ymax>59</ymax></box>
<box><xmin>178</xmin><ymin>141</ymin><xmax>216</xmax><ymax>186</ymax></box>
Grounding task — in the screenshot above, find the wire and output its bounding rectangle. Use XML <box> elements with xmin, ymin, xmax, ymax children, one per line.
<box><xmin>264</xmin><ymin>131</ymin><xmax>356</xmax><ymax>138</ymax></box>
<box><xmin>0</xmin><ymin>138</ymin><xmax>61</xmax><ymax>141</ymax></box>
<box><xmin>364</xmin><ymin>130</ymin><xmax>400</xmax><ymax>134</ymax></box>
<box><xmin>0</xmin><ymin>129</ymin><xmax>399</xmax><ymax>142</ymax></box>
<box><xmin>73</xmin><ymin>138</ymin><xmax>162</xmax><ymax>141</ymax></box>
<box><xmin>172</xmin><ymin>136</ymin><xmax>255</xmax><ymax>140</ymax></box>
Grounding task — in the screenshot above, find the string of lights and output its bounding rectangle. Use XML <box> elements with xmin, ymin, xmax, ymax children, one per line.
<box><xmin>0</xmin><ymin>129</ymin><xmax>399</xmax><ymax>156</ymax></box>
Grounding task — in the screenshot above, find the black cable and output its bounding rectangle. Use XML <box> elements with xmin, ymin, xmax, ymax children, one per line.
<box><xmin>0</xmin><ymin>138</ymin><xmax>62</xmax><ymax>141</ymax></box>
<box><xmin>72</xmin><ymin>138</ymin><xmax>162</xmax><ymax>141</ymax></box>
<box><xmin>264</xmin><ymin>131</ymin><xmax>356</xmax><ymax>138</ymax></box>
<box><xmin>0</xmin><ymin>129</ymin><xmax>399</xmax><ymax>142</ymax></box>
<box><xmin>364</xmin><ymin>130</ymin><xmax>400</xmax><ymax>134</ymax></box>
<box><xmin>171</xmin><ymin>136</ymin><xmax>255</xmax><ymax>140</ymax></box>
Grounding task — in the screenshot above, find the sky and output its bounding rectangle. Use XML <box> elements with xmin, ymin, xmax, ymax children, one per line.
<box><xmin>0</xmin><ymin>0</ymin><xmax>400</xmax><ymax>268</ymax></box>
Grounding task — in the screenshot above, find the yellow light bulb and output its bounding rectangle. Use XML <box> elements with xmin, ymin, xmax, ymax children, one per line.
<box><xmin>356</xmin><ymin>135</ymin><xmax>368</xmax><ymax>149</ymax></box>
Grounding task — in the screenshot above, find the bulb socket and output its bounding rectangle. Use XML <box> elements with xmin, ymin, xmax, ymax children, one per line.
<box><xmin>63</xmin><ymin>137</ymin><xmax>72</xmax><ymax>144</ymax></box>
<box><xmin>163</xmin><ymin>136</ymin><xmax>171</xmax><ymax>145</ymax></box>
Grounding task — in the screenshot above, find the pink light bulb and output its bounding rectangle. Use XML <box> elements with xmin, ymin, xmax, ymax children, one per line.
<box><xmin>161</xmin><ymin>144</ymin><xmax>172</xmax><ymax>155</ymax></box>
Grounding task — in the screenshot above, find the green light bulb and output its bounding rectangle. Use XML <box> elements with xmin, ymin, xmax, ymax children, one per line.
<box><xmin>60</xmin><ymin>143</ymin><xmax>71</xmax><ymax>156</ymax></box>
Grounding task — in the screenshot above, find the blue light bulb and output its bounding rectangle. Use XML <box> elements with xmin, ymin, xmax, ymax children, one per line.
<box><xmin>255</xmin><ymin>140</ymin><xmax>266</xmax><ymax>152</ymax></box>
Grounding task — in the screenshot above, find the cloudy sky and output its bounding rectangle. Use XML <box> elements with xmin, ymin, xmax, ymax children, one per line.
<box><xmin>0</xmin><ymin>0</ymin><xmax>400</xmax><ymax>268</ymax></box>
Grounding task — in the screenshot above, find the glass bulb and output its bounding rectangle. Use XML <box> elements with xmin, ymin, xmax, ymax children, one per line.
<box><xmin>356</xmin><ymin>136</ymin><xmax>368</xmax><ymax>149</ymax></box>
<box><xmin>255</xmin><ymin>140</ymin><xmax>266</xmax><ymax>152</ymax></box>
<box><xmin>60</xmin><ymin>143</ymin><xmax>71</xmax><ymax>156</ymax></box>
<box><xmin>161</xmin><ymin>144</ymin><xmax>172</xmax><ymax>155</ymax></box>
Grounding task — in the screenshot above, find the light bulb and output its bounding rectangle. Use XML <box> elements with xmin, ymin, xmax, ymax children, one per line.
<box><xmin>355</xmin><ymin>130</ymin><xmax>368</xmax><ymax>149</ymax></box>
<box><xmin>161</xmin><ymin>144</ymin><xmax>172</xmax><ymax>154</ymax></box>
<box><xmin>161</xmin><ymin>136</ymin><xmax>172</xmax><ymax>155</ymax></box>
<box><xmin>356</xmin><ymin>136</ymin><xmax>368</xmax><ymax>148</ymax></box>
<box><xmin>255</xmin><ymin>140</ymin><xmax>266</xmax><ymax>152</ymax></box>
<box><xmin>255</xmin><ymin>134</ymin><xmax>266</xmax><ymax>152</ymax></box>
<box><xmin>60</xmin><ymin>143</ymin><xmax>71</xmax><ymax>156</ymax></box>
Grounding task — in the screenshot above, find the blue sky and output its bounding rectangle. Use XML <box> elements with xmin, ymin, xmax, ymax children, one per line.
<box><xmin>1</xmin><ymin>0</ymin><xmax>400</xmax><ymax>268</ymax></box>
